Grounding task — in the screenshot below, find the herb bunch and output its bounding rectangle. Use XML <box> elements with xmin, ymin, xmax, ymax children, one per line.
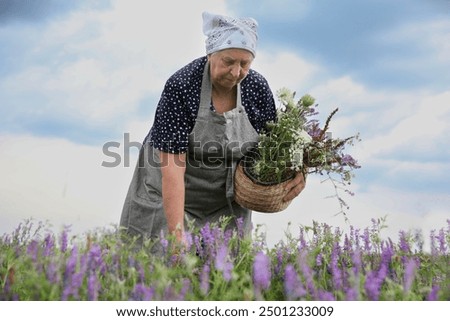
<box><xmin>248</xmin><ymin>88</ymin><xmax>361</xmax><ymax>210</ymax></box>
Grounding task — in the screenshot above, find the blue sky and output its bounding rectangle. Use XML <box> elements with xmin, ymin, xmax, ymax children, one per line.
<box><xmin>0</xmin><ymin>0</ymin><xmax>449</xmax><ymax>245</ymax></box>
<box><xmin>235</xmin><ymin>0</ymin><xmax>450</xmax><ymax>91</ymax></box>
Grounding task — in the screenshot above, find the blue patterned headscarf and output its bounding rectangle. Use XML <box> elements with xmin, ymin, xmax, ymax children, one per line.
<box><xmin>202</xmin><ymin>11</ymin><xmax>258</xmax><ymax>57</ymax></box>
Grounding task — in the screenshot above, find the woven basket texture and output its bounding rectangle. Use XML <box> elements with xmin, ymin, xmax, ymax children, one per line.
<box><xmin>234</xmin><ymin>162</ymin><xmax>293</xmax><ymax>213</ymax></box>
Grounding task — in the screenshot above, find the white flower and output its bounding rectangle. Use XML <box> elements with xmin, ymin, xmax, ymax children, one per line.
<box><xmin>276</xmin><ymin>87</ymin><xmax>296</xmax><ymax>109</ymax></box>
<box><xmin>296</xmin><ymin>129</ymin><xmax>312</xmax><ymax>143</ymax></box>
<box><xmin>291</xmin><ymin>148</ymin><xmax>303</xmax><ymax>170</ymax></box>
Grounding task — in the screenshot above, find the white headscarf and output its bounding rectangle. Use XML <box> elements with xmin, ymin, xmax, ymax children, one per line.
<box><xmin>202</xmin><ymin>11</ymin><xmax>258</xmax><ymax>57</ymax></box>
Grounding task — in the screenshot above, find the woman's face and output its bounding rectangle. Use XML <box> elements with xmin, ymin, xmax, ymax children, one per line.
<box><xmin>208</xmin><ymin>49</ymin><xmax>254</xmax><ymax>91</ymax></box>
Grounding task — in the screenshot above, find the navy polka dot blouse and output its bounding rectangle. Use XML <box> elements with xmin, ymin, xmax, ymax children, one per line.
<box><xmin>146</xmin><ymin>56</ymin><xmax>276</xmax><ymax>153</ymax></box>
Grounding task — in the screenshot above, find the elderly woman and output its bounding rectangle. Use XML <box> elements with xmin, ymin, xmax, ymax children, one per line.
<box><xmin>120</xmin><ymin>12</ymin><xmax>306</xmax><ymax>251</ymax></box>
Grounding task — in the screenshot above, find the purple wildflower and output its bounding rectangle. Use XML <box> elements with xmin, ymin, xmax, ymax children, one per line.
<box><xmin>223</xmin><ymin>229</ymin><xmax>233</xmax><ymax>248</ymax></box>
<box><xmin>26</xmin><ymin>240</ymin><xmax>39</xmax><ymax>263</ymax></box>
<box><xmin>194</xmin><ymin>235</ymin><xmax>204</xmax><ymax>258</ymax></box>
<box><xmin>253</xmin><ymin>251</ymin><xmax>271</xmax><ymax>291</ymax></box>
<box><xmin>12</xmin><ymin>222</ymin><xmax>23</xmax><ymax>241</ymax></box>
<box><xmin>178</xmin><ymin>279</ymin><xmax>191</xmax><ymax>300</ymax></box>
<box><xmin>200</xmin><ymin>264</ymin><xmax>210</xmax><ymax>295</ymax></box>
<box><xmin>311</xmin><ymin>222</ymin><xmax>320</xmax><ymax>247</ymax></box>
<box><xmin>214</xmin><ymin>244</ymin><xmax>227</xmax><ymax>270</ymax></box>
<box><xmin>200</xmin><ymin>223</ymin><xmax>215</xmax><ymax>255</ymax></box>
<box><xmin>354</xmin><ymin>228</ymin><xmax>361</xmax><ymax>249</ymax></box>
<box><xmin>212</xmin><ymin>225</ymin><xmax>223</xmax><ymax>242</ymax></box>
<box><xmin>364</xmin><ymin>262</ymin><xmax>388</xmax><ymax>300</ymax></box>
<box><xmin>45</xmin><ymin>261</ymin><xmax>60</xmax><ymax>284</ymax></box>
<box><xmin>62</xmin><ymin>249</ymin><xmax>89</xmax><ymax>300</ymax></box>
<box><xmin>318</xmin><ymin>290</ymin><xmax>336</xmax><ymax>300</ymax></box>
<box><xmin>362</xmin><ymin>228</ymin><xmax>371</xmax><ymax>253</ymax></box>
<box><xmin>109</xmin><ymin>253</ymin><xmax>119</xmax><ymax>276</ymax></box>
<box><xmin>63</xmin><ymin>245</ymin><xmax>78</xmax><ymax>290</ymax></box>
<box><xmin>2</xmin><ymin>233</ymin><xmax>11</xmax><ymax>245</ymax></box>
<box><xmin>343</xmin><ymin>233</ymin><xmax>352</xmax><ymax>253</ymax></box>
<box><xmin>274</xmin><ymin>247</ymin><xmax>284</xmax><ymax>275</ymax></box>
<box><xmin>346</xmin><ymin>249</ymin><xmax>362</xmax><ymax>300</ymax></box>
<box><xmin>163</xmin><ymin>279</ymin><xmax>191</xmax><ymax>301</ymax></box>
<box><xmin>349</xmin><ymin>225</ymin><xmax>355</xmax><ymax>243</ymax></box>
<box><xmin>316</xmin><ymin>253</ymin><xmax>323</xmax><ymax>267</ymax></box>
<box><xmin>131</xmin><ymin>283</ymin><xmax>155</xmax><ymax>301</ymax></box>
<box><xmin>380</xmin><ymin>243</ymin><xmax>394</xmax><ymax>267</ymax></box>
<box><xmin>403</xmin><ymin>257</ymin><xmax>418</xmax><ymax>294</ymax></box>
<box><xmin>65</xmin><ymin>246</ymin><xmax>78</xmax><ymax>272</ymax></box>
<box><xmin>341</xmin><ymin>154</ymin><xmax>357</xmax><ymax>166</ymax></box>
<box><xmin>43</xmin><ymin>233</ymin><xmax>55</xmax><ymax>257</ymax></box>
<box><xmin>79</xmin><ymin>252</ymin><xmax>88</xmax><ymax>275</ymax></box>
<box><xmin>88</xmin><ymin>244</ymin><xmax>104</xmax><ymax>274</ymax></box>
<box><xmin>236</xmin><ymin>217</ymin><xmax>245</xmax><ymax>239</ymax></box>
<box><xmin>331</xmin><ymin>242</ymin><xmax>343</xmax><ymax>290</ymax></box>
<box><xmin>299</xmin><ymin>251</ymin><xmax>316</xmax><ymax>298</ymax></box>
<box><xmin>436</xmin><ymin>228</ymin><xmax>447</xmax><ymax>254</ymax></box>
<box><xmin>87</xmin><ymin>274</ymin><xmax>100</xmax><ymax>301</ymax></box>
<box><xmin>62</xmin><ymin>271</ymin><xmax>84</xmax><ymax>300</ymax></box>
<box><xmin>351</xmin><ymin>249</ymin><xmax>362</xmax><ymax>276</ymax></box>
<box><xmin>184</xmin><ymin>230</ymin><xmax>194</xmax><ymax>251</ymax></box>
<box><xmin>298</xmin><ymin>228</ymin><xmax>307</xmax><ymax>250</ymax></box>
<box><xmin>398</xmin><ymin>231</ymin><xmax>411</xmax><ymax>254</ymax></box>
<box><xmin>253</xmin><ymin>230</ymin><xmax>267</xmax><ymax>250</ymax></box>
<box><xmin>214</xmin><ymin>245</ymin><xmax>233</xmax><ymax>281</ymax></box>
<box><xmin>426</xmin><ymin>285</ymin><xmax>440</xmax><ymax>301</ymax></box>
<box><xmin>307</xmin><ymin>123</ymin><xmax>321</xmax><ymax>139</ymax></box>
<box><xmin>159</xmin><ymin>230</ymin><xmax>169</xmax><ymax>255</ymax></box>
<box><xmin>60</xmin><ymin>226</ymin><xmax>70</xmax><ymax>253</ymax></box>
<box><xmin>345</xmin><ymin>287</ymin><xmax>358</xmax><ymax>300</ymax></box>
<box><xmin>364</xmin><ymin>271</ymin><xmax>380</xmax><ymax>300</ymax></box>
<box><xmin>284</xmin><ymin>264</ymin><xmax>306</xmax><ymax>300</ymax></box>
<box><xmin>378</xmin><ymin>261</ymin><xmax>388</xmax><ymax>281</ymax></box>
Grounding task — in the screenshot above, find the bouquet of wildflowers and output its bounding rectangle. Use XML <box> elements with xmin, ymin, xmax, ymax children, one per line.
<box><xmin>244</xmin><ymin>88</ymin><xmax>360</xmax><ymax>210</ymax></box>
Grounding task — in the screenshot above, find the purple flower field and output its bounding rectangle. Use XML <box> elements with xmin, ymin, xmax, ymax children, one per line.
<box><xmin>1</xmin><ymin>218</ymin><xmax>449</xmax><ymax>301</ymax></box>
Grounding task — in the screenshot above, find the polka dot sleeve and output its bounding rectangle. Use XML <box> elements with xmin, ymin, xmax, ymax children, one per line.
<box><xmin>240</xmin><ymin>69</ymin><xmax>277</xmax><ymax>132</ymax></box>
<box><xmin>148</xmin><ymin>58</ymin><xmax>205</xmax><ymax>154</ymax></box>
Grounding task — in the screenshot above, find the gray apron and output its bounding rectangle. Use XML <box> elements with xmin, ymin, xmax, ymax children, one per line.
<box><xmin>120</xmin><ymin>61</ymin><xmax>259</xmax><ymax>250</ymax></box>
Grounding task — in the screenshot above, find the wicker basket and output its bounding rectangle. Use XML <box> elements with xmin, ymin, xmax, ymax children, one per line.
<box><xmin>234</xmin><ymin>160</ymin><xmax>294</xmax><ymax>213</ymax></box>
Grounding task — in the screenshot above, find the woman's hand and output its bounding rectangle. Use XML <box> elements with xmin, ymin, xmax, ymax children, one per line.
<box><xmin>283</xmin><ymin>171</ymin><xmax>306</xmax><ymax>202</ymax></box>
<box><xmin>169</xmin><ymin>228</ymin><xmax>188</xmax><ymax>260</ymax></box>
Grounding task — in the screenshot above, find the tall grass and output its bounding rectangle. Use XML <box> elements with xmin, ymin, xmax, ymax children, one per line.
<box><xmin>1</xmin><ymin>217</ymin><xmax>449</xmax><ymax>300</ymax></box>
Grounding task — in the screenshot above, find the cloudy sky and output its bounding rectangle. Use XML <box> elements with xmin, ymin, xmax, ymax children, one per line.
<box><xmin>1</xmin><ymin>0</ymin><xmax>449</xmax><ymax>246</ymax></box>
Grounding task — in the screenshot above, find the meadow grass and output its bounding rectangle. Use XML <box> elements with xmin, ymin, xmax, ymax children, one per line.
<box><xmin>1</xmin><ymin>217</ymin><xmax>449</xmax><ymax>301</ymax></box>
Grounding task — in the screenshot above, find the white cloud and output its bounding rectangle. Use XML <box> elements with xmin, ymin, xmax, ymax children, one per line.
<box><xmin>1</xmin><ymin>0</ymin><xmax>229</xmax><ymax>124</ymax></box>
<box><xmin>370</xmin><ymin>17</ymin><xmax>450</xmax><ymax>86</ymax></box>
<box><xmin>0</xmin><ymin>134</ymin><xmax>135</xmax><ymax>235</ymax></box>
<box><xmin>431</xmin><ymin>21</ymin><xmax>450</xmax><ymax>64</ymax></box>
<box><xmin>355</xmin><ymin>89</ymin><xmax>450</xmax><ymax>163</ymax></box>
<box><xmin>252</xmin><ymin>51</ymin><xmax>320</xmax><ymax>96</ymax></box>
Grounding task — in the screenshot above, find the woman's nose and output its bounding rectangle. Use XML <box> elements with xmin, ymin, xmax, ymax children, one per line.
<box><xmin>230</xmin><ymin>64</ymin><xmax>241</xmax><ymax>78</ymax></box>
